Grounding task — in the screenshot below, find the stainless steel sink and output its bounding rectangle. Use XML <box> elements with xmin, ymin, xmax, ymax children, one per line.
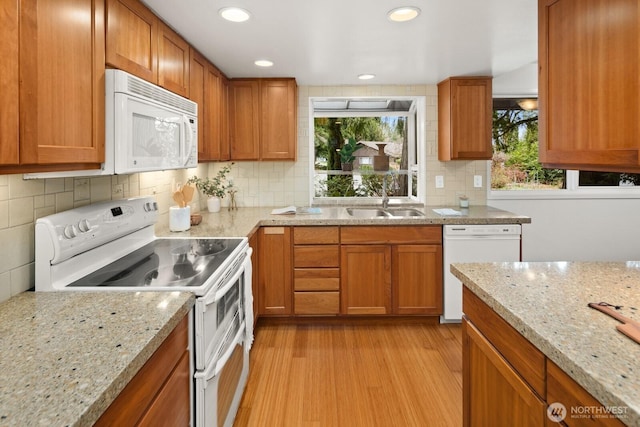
<box><xmin>385</xmin><ymin>208</ymin><xmax>425</xmax><ymax>217</ymax></box>
<box><xmin>345</xmin><ymin>207</ymin><xmax>425</xmax><ymax>218</ymax></box>
<box><xmin>345</xmin><ymin>207</ymin><xmax>389</xmax><ymax>218</ymax></box>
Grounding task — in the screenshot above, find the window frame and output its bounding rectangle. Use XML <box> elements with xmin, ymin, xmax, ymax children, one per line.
<box><xmin>489</xmin><ymin>96</ymin><xmax>640</xmax><ymax>200</ymax></box>
<box><xmin>308</xmin><ymin>96</ymin><xmax>427</xmax><ymax>205</ymax></box>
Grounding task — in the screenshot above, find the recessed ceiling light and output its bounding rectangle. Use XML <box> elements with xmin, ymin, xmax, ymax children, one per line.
<box><xmin>387</xmin><ymin>6</ymin><xmax>421</xmax><ymax>22</ymax></box>
<box><xmin>255</xmin><ymin>59</ymin><xmax>274</xmax><ymax>67</ymax></box>
<box><xmin>219</xmin><ymin>7</ymin><xmax>251</xmax><ymax>22</ymax></box>
<box><xmin>358</xmin><ymin>74</ymin><xmax>376</xmax><ymax>80</ymax></box>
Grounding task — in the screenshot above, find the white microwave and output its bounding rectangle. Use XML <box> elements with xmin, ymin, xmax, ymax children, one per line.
<box><xmin>25</xmin><ymin>69</ymin><xmax>197</xmax><ymax>179</ymax></box>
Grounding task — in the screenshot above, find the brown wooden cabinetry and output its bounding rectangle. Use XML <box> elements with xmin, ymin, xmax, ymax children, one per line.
<box><xmin>293</xmin><ymin>227</ymin><xmax>340</xmax><ymax>315</ymax></box>
<box><xmin>189</xmin><ymin>48</ymin><xmax>206</xmax><ymax>160</ymax></box>
<box><xmin>341</xmin><ymin>244</ymin><xmax>391</xmax><ymax>315</ymax></box>
<box><xmin>106</xmin><ymin>0</ymin><xmax>158</xmax><ymax>83</ymax></box>
<box><xmin>258</xmin><ymin>227</ymin><xmax>292</xmax><ymax>315</ymax></box>
<box><xmin>438</xmin><ymin>77</ymin><xmax>492</xmax><ymax>161</ymax></box>
<box><xmin>229</xmin><ymin>78</ymin><xmax>297</xmax><ymax>161</ymax></box>
<box><xmin>463</xmin><ymin>287</ymin><xmax>626</xmax><ymax>427</ymax></box>
<box><xmin>157</xmin><ymin>21</ymin><xmax>189</xmax><ymax>98</ymax></box>
<box><xmin>229</xmin><ymin>79</ymin><xmax>260</xmax><ymax>160</ymax></box>
<box><xmin>106</xmin><ymin>0</ymin><xmax>190</xmax><ymax>98</ymax></box>
<box><xmin>6</xmin><ymin>0</ymin><xmax>105</xmax><ymax>172</ymax></box>
<box><xmin>0</xmin><ymin>0</ymin><xmax>18</xmax><ymax>165</ymax></box>
<box><xmin>538</xmin><ymin>0</ymin><xmax>640</xmax><ymax>173</ymax></box>
<box><xmin>260</xmin><ymin>79</ymin><xmax>298</xmax><ymax>160</ymax></box>
<box><xmin>248</xmin><ymin>230</ymin><xmax>259</xmax><ymax>328</ymax></box>
<box><xmin>340</xmin><ymin>226</ymin><xmax>442</xmax><ymax>316</ymax></box>
<box><xmin>96</xmin><ymin>315</ymin><xmax>190</xmax><ymax>426</ymax></box>
<box><xmin>463</xmin><ymin>318</ymin><xmax>546</xmax><ymax>426</ymax></box>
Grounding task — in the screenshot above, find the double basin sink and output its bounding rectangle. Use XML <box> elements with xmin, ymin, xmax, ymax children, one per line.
<box><xmin>346</xmin><ymin>207</ymin><xmax>425</xmax><ymax>218</ymax></box>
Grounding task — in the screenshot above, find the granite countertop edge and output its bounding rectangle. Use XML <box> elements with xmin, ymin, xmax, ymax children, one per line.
<box><xmin>452</xmin><ymin>264</ymin><xmax>640</xmax><ymax>426</ymax></box>
<box><xmin>79</xmin><ymin>295</ymin><xmax>195</xmax><ymax>426</ymax></box>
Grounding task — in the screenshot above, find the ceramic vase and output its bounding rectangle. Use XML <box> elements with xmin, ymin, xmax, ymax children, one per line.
<box><xmin>207</xmin><ymin>197</ymin><xmax>221</xmax><ymax>213</ymax></box>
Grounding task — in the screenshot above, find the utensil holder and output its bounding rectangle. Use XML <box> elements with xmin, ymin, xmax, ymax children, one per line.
<box><xmin>169</xmin><ymin>205</ymin><xmax>191</xmax><ymax>232</ymax></box>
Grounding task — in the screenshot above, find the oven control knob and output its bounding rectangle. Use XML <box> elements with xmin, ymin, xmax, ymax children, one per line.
<box><xmin>77</xmin><ymin>219</ymin><xmax>91</xmax><ymax>233</ymax></box>
<box><xmin>63</xmin><ymin>224</ymin><xmax>78</xmax><ymax>239</ymax></box>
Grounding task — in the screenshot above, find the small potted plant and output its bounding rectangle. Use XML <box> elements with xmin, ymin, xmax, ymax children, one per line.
<box><xmin>337</xmin><ymin>138</ymin><xmax>358</xmax><ymax>171</ymax></box>
<box><xmin>187</xmin><ymin>164</ymin><xmax>233</xmax><ymax>213</ymax></box>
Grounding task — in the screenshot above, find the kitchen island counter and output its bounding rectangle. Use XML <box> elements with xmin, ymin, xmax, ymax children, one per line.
<box><xmin>452</xmin><ymin>261</ymin><xmax>640</xmax><ymax>426</ymax></box>
<box><xmin>0</xmin><ymin>291</ymin><xmax>194</xmax><ymax>427</ymax></box>
<box><xmin>156</xmin><ymin>204</ymin><xmax>530</xmax><ymax>237</ymax></box>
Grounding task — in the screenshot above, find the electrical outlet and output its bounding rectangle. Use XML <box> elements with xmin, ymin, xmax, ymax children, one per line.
<box><xmin>112</xmin><ymin>184</ymin><xmax>124</xmax><ymax>194</ymax></box>
<box><xmin>474</xmin><ymin>175</ymin><xmax>482</xmax><ymax>188</ymax></box>
<box><xmin>435</xmin><ymin>175</ymin><xmax>444</xmax><ymax>188</ymax></box>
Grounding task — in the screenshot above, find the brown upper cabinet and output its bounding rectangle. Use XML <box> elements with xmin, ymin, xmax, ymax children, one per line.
<box><xmin>229</xmin><ymin>78</ymin><xmax>297</xmax><ymax>161</ymax></box>
<box><xmin>0</xmin><ymin>0</ymin><xmax>19</xmax><ymax>166</ymax></box>
<box><xmin>190</xmin><ymin>48</ymin><xmax>230</xmax><ymax>162</ymax></box>
<box><xmin>2</xmin><ymin>0</ymin><xmax>105</xmax><ymax>172</ymax></box>
<box><xmin>106</xmin><ymin>0</ymin><xmax>190</xmax><ymax>98</ymax></box>
<box><xmin>260</xmin><ymin>79</ymin><xmax>298</xmax><ymax>160</ymax></box>
<box><xmin>438</xmin><ymin>76</ymin><xmax>493</xmax><ymax>161</ymax></box>
<box><xmin>538</xmin><ymin>0</ymin><xmax>640</xmax><ymax>173</ymax></box>
<box><xmin>157</xmin><ymin>21</ymin><xmax>190</xmax><ymax>98</ymax></box>
<box><xmin>106</xmin><ymin>0</ymin><xmax>158</xmax><ymax>83</ymax></box>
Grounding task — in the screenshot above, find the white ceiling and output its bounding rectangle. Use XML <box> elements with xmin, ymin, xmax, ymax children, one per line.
<box><xmin>141</xmin><ymin>0</ymin><xmax>538</xmax><ymax>87</ymax></box>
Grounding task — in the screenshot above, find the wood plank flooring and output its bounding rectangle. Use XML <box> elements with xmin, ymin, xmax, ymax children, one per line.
<box><xmin>235</xmin><ymin>319</ymin><xmax>463</xmax><ymax>427</ymax></box>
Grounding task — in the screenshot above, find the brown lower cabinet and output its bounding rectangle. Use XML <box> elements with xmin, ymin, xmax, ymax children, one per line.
<box><xmin>95</xmin><ymin>315</ymin><xmax>190</xmax><ymax>426</ymax></box>
<box><xmin>463</xmin><ymin>287</ymin><xmax>625</xmax><ymax>427</ymax></box>
<box><xmin>256</xmin><ymin>225</ymin><xmax>442</xmax><ymax>317</ymax></box>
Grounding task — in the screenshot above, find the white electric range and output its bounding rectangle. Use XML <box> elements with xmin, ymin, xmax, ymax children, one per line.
<box><xmin>35</xmin><ymin>196</ymin><xmax>252</xmax><ymax>427</ymax></box>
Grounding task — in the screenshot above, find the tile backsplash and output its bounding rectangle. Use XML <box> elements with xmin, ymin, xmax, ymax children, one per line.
<box><xmin>0</xmin><ymin>83</ymin><xmax>488</xmax><ymax>303</ymax></box>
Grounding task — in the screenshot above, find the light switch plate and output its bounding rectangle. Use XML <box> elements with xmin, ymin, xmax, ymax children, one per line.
<box><xmin>474</xmin><ymin>175</ymin><xmax>482</xmax><ymax>188</ymax></box>
<box><xmin>435</xmin><ymin>175</ymin><xmax>444</xmax><ymax>188</ymax></box>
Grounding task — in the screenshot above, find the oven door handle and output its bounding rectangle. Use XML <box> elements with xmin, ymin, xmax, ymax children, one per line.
<box><xmin>206</xmin><ymin>248</ymin><xmax>252</xmax><ymax>305</ymax></box>
<box><xmin>215</xmin><ymin>322</ymin><xmax>245</xmax><ymax>376</ymax></box>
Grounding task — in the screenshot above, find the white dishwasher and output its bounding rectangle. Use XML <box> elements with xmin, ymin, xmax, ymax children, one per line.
<box><xmin>442</xmin><ymin>224</ymin><xmax>522</xmax><ymax>323</ymax></box>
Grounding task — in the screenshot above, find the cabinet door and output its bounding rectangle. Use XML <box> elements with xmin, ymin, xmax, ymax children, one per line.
<box><xmin>260</xmin><ymin>79</ymin><xmax>297</xmax><ymax>160</ymax></box>
<box><xmin>220</xmin><ymin>76</ymin><xmax>231</xmax><ymax>160</ymax></box>
<box><xmin>229</xmin><ymin>79</ymin><xmax>260</xmax><ymax>160</ymax></box>
<box><xmin>539</xmin><ymin>0</ymin><xmax>640</xmax><ymax>172</ymax></box>
<box><xmin>248</xmin><ymin>231</ymin><xmax>259</xmax><ymax>326</ymax></box>
<box><xmin>19</xmin><ymin>0</ymin><xmax>105</xmax><ymax>165</ymax></box>
<box><xmin>392</xmin><ymin>244</ymin><xmax>442</xmax><ymax>315</ymax></box>
<box><xmin>258</xmin><ymin>227</ymin><xmax>292</xmax><ymax>315</ymax></box>
<box><xmin>0</xmin><ymin>0</ymin><xmax>19</xmax><ymax>165</ymax></box>
<box><xmin>341</xmin><ymin>245</ymin><xmax>391</xmax><ymax>315</ymax></box>
<box><xmin>157</xmin><ymin>21</ymin><xmax>189</xmax><ymax>98</ymax></box>
<box><xmin>463</xmin><ymin>319</ymin><xmax>545</xmax><ymax>427</ymax></box>
<box><xmin>438</xmin><ymin>77</ymin><xmax>492</xmax><ymax>161</ymax></box>
<box><xmin>189</xmin><ymin>48</ymin><xmax>207</xmax><ymax>160</ymax></box>
<box><xmin>205</xmin><ymin>64</ymin><xmax>224</xmax><ymax>161</ymax></box>
<box><xmin>105</xmin><ymin>0</ymin><xmax>158</xmax><ymax>83</ymax></box>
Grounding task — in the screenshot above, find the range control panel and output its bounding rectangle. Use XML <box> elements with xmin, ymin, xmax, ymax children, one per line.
<box><xmin>36</xmin><ymin>197</ymin><xmax>159</xmax><ymax>265</ymax></box>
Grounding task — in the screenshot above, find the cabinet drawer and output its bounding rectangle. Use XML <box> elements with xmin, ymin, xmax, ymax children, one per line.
<box><xmin>463</xmin><ymin>287</ymin><xmax>545</xmax><ymax>397</ymax></box>
<box><xmin>293</xmin><ymin>226</ymin><xmax>339</xmax><ymax>244</ymax></box>
<box><xmin>294</xmin><ymin>292</ymin><xmax>340</xmax><ymax>315</ymax></box>
<box><xmin>341</xmin><ymin>226</ymin><xmax>442</xmax><ymax>245</ymax></box>
<box><xmin>294</xmin><ymin>245</ymin><xmax>339</xmax><ymax>268</ymax></box>
<box><xmin>546</xmin><ymin>360</ymin><xmax>625</xmax><ymax>427</ymax></box>
<box><xmin>294</xmin><ymin>268</ymin><xmax>340</xmax><ymax>291</ymax></box>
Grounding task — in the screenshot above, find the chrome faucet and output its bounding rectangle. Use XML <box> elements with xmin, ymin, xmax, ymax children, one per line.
<box><xmin>381</xmin><ymin>174</ymin><xmax>389</xmax><ymax>208</ymax></box>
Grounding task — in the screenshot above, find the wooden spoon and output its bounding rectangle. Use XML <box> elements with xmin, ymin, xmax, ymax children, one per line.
<box><xmin>173</xmin><ymin>190</ymin><xmax>185</xmax><ymax>208</ymax></box>
<box><xmin>181</xmin><ymin>184</ymin><xmax>195</xmax><ymax>205</ymax></box>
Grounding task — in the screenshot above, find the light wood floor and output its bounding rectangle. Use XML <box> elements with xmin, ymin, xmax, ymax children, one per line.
<box><xmin>235</xmin><ymin>319</ymin><xmax>463</xmax><ymax>427</ymax></box>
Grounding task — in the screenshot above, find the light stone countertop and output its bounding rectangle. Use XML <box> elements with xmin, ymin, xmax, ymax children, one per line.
<box><xmin>451</xmin><ymin>262</ymin><xmax>640</xmax><ymax>426</ymax></box>
<box><xmin>155</xmin><ymin>204</ymin><xmax>531</xmax><ymax>237</ymax></box>
<box><xmin>0</xmin><ymin>291</ymin><xmax>195</xmax><ymax>427</ymax></box>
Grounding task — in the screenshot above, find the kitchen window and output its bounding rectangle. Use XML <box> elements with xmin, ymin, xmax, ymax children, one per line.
<box><xmin>489</xmin><ymin>98</ymin><xmax>640</xmax><ymax>199</ymax></box>
<box><xmin>309</xmin><ymin>97</ymin><xmax>426</xmax><ymax>204</ymax></box>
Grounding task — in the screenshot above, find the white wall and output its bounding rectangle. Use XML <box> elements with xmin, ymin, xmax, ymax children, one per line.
<box><xmin>490</xmin><ymin>198</ymin><xmax>640</xmax><ymax>261</ymax></box>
